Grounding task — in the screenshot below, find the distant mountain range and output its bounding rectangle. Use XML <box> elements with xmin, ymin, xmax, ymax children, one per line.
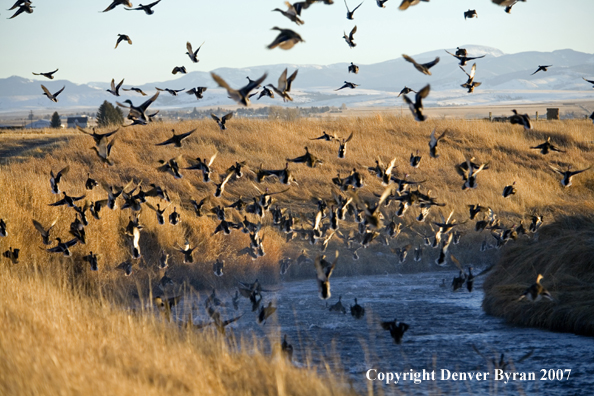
<box><xmin>1</xmin><ymin>45</ymin><xmax>594</xmax><ymax>114</ymax></box>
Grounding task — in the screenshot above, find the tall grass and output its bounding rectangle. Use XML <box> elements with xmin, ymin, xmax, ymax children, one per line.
<box><xmin>482</xmin><ymin>214</ymin><xmax>594</xmax><ymax>336</ymax></box>
<box><xmin>0</xmin><ymin>265</ymin><xmax>355</xmax><ymax>396</ymax></box>
<box><xmin>1</xmin><ymin>117</ymin><xmax>593</xmax><ymax>287</ymax></box>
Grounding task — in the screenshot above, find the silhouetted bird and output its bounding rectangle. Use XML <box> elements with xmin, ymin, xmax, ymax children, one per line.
<box><xmin>125</xmin><ymin>0</ymin><xmax>161</xmax><ymax>15</ymax></box>
<box><xmin>531</xmin><ymin>65</ymin><xmax>552</xmax><ymax>75</ymax></box>
<box><xmin>464</xmin><ymin>9</ymin><xmax>477</xmax><ymax>19</ymax></box>
<box><xmin>32</xmin><ymin>69</ymin><xmax>58</xmax><ymax>80</ymax></box>
<box><xmin>350</xmin><ymin>298</ymin><xmax>365</xmax><ymax>319</ymax></box>
<box><xmin>267</xmin><ymin>27</ymin><xmax>304</xmax><ymax>50</ymax></box>
<box><xmin>103</xmin><ymin>0</ymin><xmax>132</xmax><ymax>12</ymax></box>
<box><xmin>114</xmin><ymin>34</ymin><xmax>132</xmax><ymax>49</ymax></box>
<box><xmin>403</xmin><ymin>84</ymin><xmax>430</xmax><ymax>122</ymax></box>
<box><xmin>402</xmin><ymin>54</ymin><xmax>439</xmax><ymax>75</ymax></box>
<box><xmin>381</xmin><ymin>319</ymin><xmax>409</xmax><ymax>344</ymax></box>
<box><xmin>41</xmin><ymin>85</ymin><xmax>65</xmax><ymax>103</ymax></box>
<box><xmin>345</xmin><ymin>0</ymin><xmax>363</xmax><ymax>19</ymax></box>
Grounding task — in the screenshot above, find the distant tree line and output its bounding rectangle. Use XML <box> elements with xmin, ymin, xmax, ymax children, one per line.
<box><xmin>165</xmin><ymin>105</ymin><xmax>335</xmax><ymax>120</ymax></box>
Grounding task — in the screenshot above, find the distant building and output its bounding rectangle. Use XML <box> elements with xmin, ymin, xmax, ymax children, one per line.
<box><xmin>547</xmin><ymin>108</ymin><xmax>560</xmax><ymax>120</ymax></box>
<box><xmin>67</xmin><ymin>115</ymin><xmax>89</xmax><ymax>129</ymax></box>
<box><xmin>0</xmin><ymin>123</ymin><xmax>24</xmax><ymax>130</ymax></box>
<box><xmin>25</xmin><ymin>119</ymin><xmax>52</xmax><ymax>129</ymax></box>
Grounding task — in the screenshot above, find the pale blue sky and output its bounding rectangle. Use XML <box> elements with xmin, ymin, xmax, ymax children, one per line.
<box><xmin>1</xmin><ymin>0</ymin><xmax>592</xmax><ymax>85</ymax></box>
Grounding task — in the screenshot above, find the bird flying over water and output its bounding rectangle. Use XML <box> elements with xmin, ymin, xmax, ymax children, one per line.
<box><xmin>518</xmin><ymin>274</ymin><xmax>553</xmax><ymax>302</ymax></box>
<box><xmin>314</xmin><ymin>251</ymin><xmax>339</xmax><ymax>300</ymax></box>
<box><xmin>381</xmin><ymin>319</ymin><xmax>409</xmax><ymax>344</ymax></box>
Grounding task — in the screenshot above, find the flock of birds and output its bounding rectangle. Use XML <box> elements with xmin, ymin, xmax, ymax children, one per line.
<box><xmin>20</xmin><ymin>0</ymin><xmax>594</xmax><ymax>125</ymax></box>
<box><xmin>3</xmin><ymin>0</ymin><xmax>592</xmax><ymax>354</ymax></box>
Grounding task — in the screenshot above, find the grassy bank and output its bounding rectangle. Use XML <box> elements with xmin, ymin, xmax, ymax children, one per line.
<box><xmin>1</xmin><ymin>117</ymin><xmax>593</xmax><ymax>294</ymax></box>
<box><xmin>0</xmin><ymin>265</ymin><xmax>355</xmax><ymax>396</ymax></box>
<box><xmin>482</xmin><ymin>214</ymin><xmax>594</xmax><ymax>336</ymax></box>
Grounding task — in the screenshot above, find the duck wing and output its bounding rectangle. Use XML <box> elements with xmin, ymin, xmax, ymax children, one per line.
<box><xmin>349</xmin><ymin>25</ymin><xmax>357</xmax><ymax>40</ymax></box>
<box><xmin>421</xmin><ymin>57</ymin><xmax>440</xmax><ymax>70</ymax></box>
<box><xmin>286</xmin><ymin>70</ymin><xmax>298</xmax><ymax>92</ymax></box>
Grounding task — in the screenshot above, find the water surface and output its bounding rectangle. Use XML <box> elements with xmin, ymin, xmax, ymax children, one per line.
<box><xmin>190</xmin><ymin>272</ymin><xmax>592</xmax><ymax>395</ymax></box>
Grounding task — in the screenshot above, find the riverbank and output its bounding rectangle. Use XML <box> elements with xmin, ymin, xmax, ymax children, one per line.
<box><xmin>0</xmin><ymin>265</ymin><xmax>354</xmax><ymax>396</ymax></box>
<box><xmin>482</xmin><ymin>214</ymin><xmax>594</xmax><ymax>336</ymax></box>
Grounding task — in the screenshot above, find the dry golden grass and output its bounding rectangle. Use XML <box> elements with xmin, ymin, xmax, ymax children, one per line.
<box><xmin>2</xmin><ymin>116</ymin><xmax>593</xmax><ymax>282</ymax></box>
<box><xmin>1</xmin><ymin>116</ymin><xmax>594</xmax><ymax>393</ymax></box>
<box><xmin>0</xmin><ymin>266</ymin><xmax>355</xmax><ymax>396</ymax></box>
